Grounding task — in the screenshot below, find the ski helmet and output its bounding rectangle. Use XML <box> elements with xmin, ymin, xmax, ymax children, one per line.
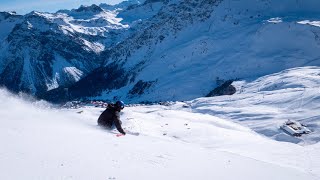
<box><xmin>115</xmin><ymin>100</ymin><xmax>125</xmax><ymax>109</ymax></box>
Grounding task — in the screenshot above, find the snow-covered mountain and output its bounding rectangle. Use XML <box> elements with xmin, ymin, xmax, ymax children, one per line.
<box><xmin>1</xmin><ymin>0</ymin><xmax>320</xmax><ymax>104</ymax></box>
<box><xmin>1</xmin><ymin>1</ymin><xmax>319</xmax><ymax>179</ymax></box>
<box><xmin>0</xmin><ymin>2</ymin><xmax>135</xmax><ymax>95</ymax></box>
<box><xmin>39</xmin><ymin>0</ymin><xmax>320</xmax><ymax>103</ymax></box>
<box><xmin>0</xmin><ymin>66</ymin><xmax>319</xmax><ymax>179</ymax></box>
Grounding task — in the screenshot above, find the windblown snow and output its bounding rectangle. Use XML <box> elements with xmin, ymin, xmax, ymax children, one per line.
<box><xmin>0</xmin><ymin>67</ymin><xmax>319</xmax><ymax>180</ymax></box>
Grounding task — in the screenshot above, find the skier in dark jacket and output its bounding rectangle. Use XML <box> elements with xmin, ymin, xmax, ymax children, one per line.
<box><xmin>98</xmin><ymin>101</ymin><xmax>126</xmax><ymax>135</ymax></box>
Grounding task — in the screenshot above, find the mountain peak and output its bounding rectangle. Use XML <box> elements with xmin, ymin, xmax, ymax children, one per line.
<box><xmin>0</xmin><ymin>11</ymin><xmax>21</xmax><ymax>20</ymax></box>
<box><xmin>75</xmin><ymin>4</ymin><xmax>104</xmax><ymax>13</ymax></box>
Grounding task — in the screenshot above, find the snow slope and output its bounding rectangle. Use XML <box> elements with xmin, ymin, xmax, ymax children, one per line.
<box><xmin>0</xmin><ymin>1</ymin><xmax>319</xmax><ymax>179</ymax></box>
<box><xmin>1</xmin><ymin>0</ymin><xmax>320</xmax><ymax>103</ymax></box>
<box><xmin>190</xmin><ymin>66</ymin><xmax>320</xmax><ymax>145</ymax></box>
<box><xmin>0</xmin><ymin>70</ymin><xmax>319</xmax><ymax>180</ymax></box>
<box><xmin>67</xmin><ymin>0</ymin><xmax>320</xmax><ymax>103</ymax></box>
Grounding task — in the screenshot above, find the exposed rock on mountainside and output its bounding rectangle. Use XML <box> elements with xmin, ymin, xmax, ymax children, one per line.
<box><xmin>206</xmin><ymin>80</ymin><xmax>236</xmax><ymax>97</ymax></box>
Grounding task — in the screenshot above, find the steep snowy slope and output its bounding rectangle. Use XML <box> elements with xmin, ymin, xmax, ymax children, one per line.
<box><xmin>112</xmin><ymin>0</ymin><xmax>320</xmax><ymax>102</ymax></box>
<box><xmin>100</xmin><ymin>0</ymin><xmax>144</xmax><ymax>11</ymax></box>
<box><xmin>1</xmin><ymin>0</ymin><xmax>319</xmax><ymax>104</ymax></box>
<box><xmin>0</xmin><ymin>88</ymin><xmax>319</xmax><ymax>180</ymax></box>
<box><xmin>117</xmin><ymin>0</ymin><xmax>166</xmax><ymax>24</ymax></box>
<box><xmin>44</xmin><ymin>0</ymin><xmax>320</xmax><ymax>103</ymax></box>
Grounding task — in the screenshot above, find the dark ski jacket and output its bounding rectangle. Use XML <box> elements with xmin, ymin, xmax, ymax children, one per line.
<box><xmin>98</xmin><ymin>104</ymin><xmax>126</xmax><ymax>135</ymax></box>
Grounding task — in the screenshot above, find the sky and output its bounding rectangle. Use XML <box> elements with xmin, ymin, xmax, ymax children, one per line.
<box><xmin>0</xmin><ymin>0</ymin><xmax>124</xmax><ymax>15</ymax></box>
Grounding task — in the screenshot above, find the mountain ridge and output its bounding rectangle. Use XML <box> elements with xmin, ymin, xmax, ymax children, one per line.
<box><xmin>0</xmin><ymin>1</ymin><xmax>137</xmax><ymax>95</ymax></box>
<box><xmin>1</xmin><ymin>0</ymin><xmax>320</xmax><ymax>103</ymax></box>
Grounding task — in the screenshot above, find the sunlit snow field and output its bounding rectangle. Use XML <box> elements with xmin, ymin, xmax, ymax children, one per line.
<box><xmin>0</xmin><ymin>67</ymin><xmax>319</xmax><ymax>180</ymax></box>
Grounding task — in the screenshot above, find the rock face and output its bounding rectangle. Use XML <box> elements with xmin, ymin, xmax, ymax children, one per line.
<box><xmin>129</xmin><ymin>80</ymin><xmax>156</xmax><ymax>96</ymax></box>
<box><xmin>1</xmin><ymin>12</ymin><xmax>102</xmax><ymax>93</ymax></box>
<box><xmin>1</xmin><ymin>0</ymin><xmax>320</xmax><ymax>103</ymax></box>
<box><xmin>206</xmin><ymin>80</ymin><xmax>236</xmax><ymax>97</ymax></box>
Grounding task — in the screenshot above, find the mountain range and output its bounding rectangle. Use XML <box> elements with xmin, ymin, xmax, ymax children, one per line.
<box><xmin>0</xmin><ymin>0</ymin><xmax>319</xmax><ymax>103</ymax></box>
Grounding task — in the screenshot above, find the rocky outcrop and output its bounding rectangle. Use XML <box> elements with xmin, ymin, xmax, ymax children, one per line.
<box><xmin>128</xmin><ymin>80</ymin><xmax>156</xmax><ymax>96</ymax></box>
<box><xmin>206</xmin><ymin>80</ymin><xmax>236</xmax><ymax>97</ymax></box>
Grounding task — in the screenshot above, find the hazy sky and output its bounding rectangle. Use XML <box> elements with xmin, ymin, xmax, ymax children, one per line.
<box><xmin>0</xmin><ymin>0</ymin><xmax>124</xmax><ymax>15</ymax></box>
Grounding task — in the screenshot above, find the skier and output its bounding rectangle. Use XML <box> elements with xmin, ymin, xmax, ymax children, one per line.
<box><xmin>98</xmin><ymin>100</ymin><xmax>126</xmax><ymax>136</ymax></box>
